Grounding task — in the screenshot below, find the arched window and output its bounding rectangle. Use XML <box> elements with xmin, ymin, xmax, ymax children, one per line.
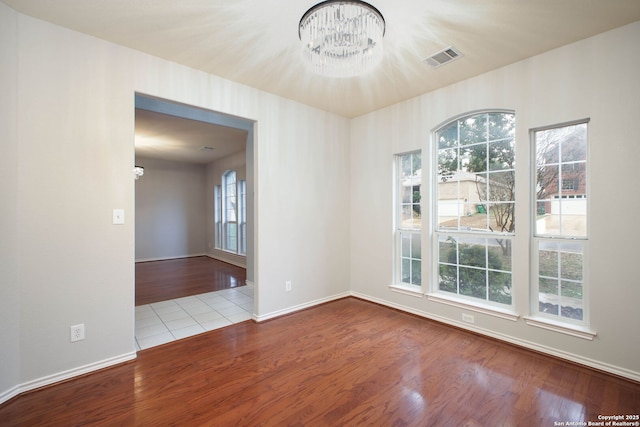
<box><xmin>433</xmin><ymin>111</ymin><xmax>516</xmax><ymax>306</ymax></box>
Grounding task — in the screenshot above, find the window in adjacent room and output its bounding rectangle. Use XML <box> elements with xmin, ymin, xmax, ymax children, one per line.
<box><xmin>532</xmin><ymin>120</ymin><xmax>589</xmax><ymax>325</ymax></box>
<box><xmin>434</xmin><ymin>111</ymin><xmax>516</xmax><ymax>307</ymax></box>
<box><xmin>238</xmin><ymin>179</ymin><xmax>247</xmax><ymax>255</ymax></box>
<box><xmin>216</xmin><ymin>170</ymin><xmax>247</xmax><ymax>256</ymax></box>
<box><xmin>394</xmin><ymin>151</ymin><xmax>422</xmax><ymax>289</ymax></box>
<box><xmin>214</xmin><ymin>184</ymin><xmax>222</xmax><ymax>249</ymax></box>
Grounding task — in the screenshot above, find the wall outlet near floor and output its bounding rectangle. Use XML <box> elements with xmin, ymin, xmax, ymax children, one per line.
<box><xmin>70</xmin><ymin>324</ymin><xmax>85</xmax><ymax>342</ymax></box>
<box><xmin>285</xmin><ymin>280</ymin><xmax>292</xmax><ymax>292</ymax></box>
<box><xmin>462</xmin><ymin>313</ymin><xmax>475</xmax><ymax>324</ymax></box>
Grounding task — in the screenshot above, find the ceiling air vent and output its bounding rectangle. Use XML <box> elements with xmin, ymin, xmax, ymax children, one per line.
<box><xmin>424</xmin><ymin>46</ymin><xmax>463</xmax><ymax>68</ymax></box>
<box><xmin>200</xmin><ymin>146</ymin><xmax>215</xmax><ymax>151</ymax></box>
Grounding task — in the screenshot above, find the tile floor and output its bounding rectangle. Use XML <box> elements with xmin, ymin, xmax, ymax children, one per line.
<box><xmin>135</xmin><ymin>284</ymin><xmax>254</xmax><ymax>350</ymax></box>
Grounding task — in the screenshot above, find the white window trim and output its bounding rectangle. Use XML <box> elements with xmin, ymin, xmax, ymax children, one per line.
<box><xmin>389</xmin><ymin>284</ymin><xmax>424</xmax><ymax>298</ymax></box>
<box><xmin>523</xmin><ymin>316</ymin><xmax>596</xmax><ymax>340</ymax></box>
<box><xmin>426</xmin><ymin>292</ymin><xmax>519</xmax><ymax>322</ymax></box>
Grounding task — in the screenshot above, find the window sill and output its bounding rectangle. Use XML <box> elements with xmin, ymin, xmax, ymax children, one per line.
<box><xmin>389</xmin><ymin>284</ymin><xmax>423</xmax><ymax>298</ymax></box>
<box><xmin>524</xmin><ymin>316</ymin><xmax>596</xmax><ymax>340</ymax></box>
<box><xmin>426</xmin><ymin>293</ymin><xmax>519</xmax><ymax>322</ymax></box>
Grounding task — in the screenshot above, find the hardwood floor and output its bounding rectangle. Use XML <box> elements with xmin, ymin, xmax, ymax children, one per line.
<box><xmin>2</xmin><ymin>298</ymin><xmax>638</xmax><ymax>426</ymax></box>
<box><xmin>135</xmin><ymin>256</ymin><xmax>247</xmax><ymax>306</ymax></box>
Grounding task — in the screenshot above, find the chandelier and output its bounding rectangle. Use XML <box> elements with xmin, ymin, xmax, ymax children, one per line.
<box><xmin>299</xmin><ymin>0</ymin><xmax>385</xmax><ymax>78</ymax></box>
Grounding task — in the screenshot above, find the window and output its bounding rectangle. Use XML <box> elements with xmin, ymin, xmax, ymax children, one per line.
<box><xmin>238</xmin><ymin>179</ymin><xmax>247</xmax><ymax>255</ymax></box>
<box><xmin>216</xmin><ymin>171</ymin><xmax>247</xmax><ymax>255</ymax></box>
<box><xmin>434</xmin><ymin>111</ymin><xmax>515</xmax><ymax>307</ymax></box>
<box><xmin>394</xmin><ymin>151</ymin><xmax>422</xmax><ymax>289</ymax></box>
<box><xmin>532</xmin><ymin>121</ymin><xmax>588</xmax><ymax>324</ymax></box>
<box><xmin>222</xmin><ymin>170</ymin><xmax>238</xmax><ymax>253</ymax></box>
<box><xmin>214</xmin><ymin>185</ymin><xmax>222</xmax><ymax>249</ymax></box>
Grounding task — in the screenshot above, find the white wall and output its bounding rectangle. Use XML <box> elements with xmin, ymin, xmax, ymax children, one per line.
<box><xmin>135</xmin><ymin>157</ymin><xmax>207</xmax><ymax>261</ymax></box>
<box><xmin>206</xmin><ymin>149</ymin><xmax>248</xmax><ymax>268</ymax></box>
<box><xmin>350</xmin><ymin>21</ymin><xmax>640</xmax><ymax>380</ymax></box>
<box><xmin>3</xmin><ymin>7</ymin><xmax>351</xmax><ymax>402</ymax></box>
<box><xmin>0</xmin><ymin>2</ymin><xmax>21</xmax><ymax>402</ymax></box>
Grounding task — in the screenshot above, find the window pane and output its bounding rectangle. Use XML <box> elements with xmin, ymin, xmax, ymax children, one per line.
<box><xmin>460</xmin><ymin>115</ymin><xmax>487</xmax><ymax>145</ymax></box>
<box><xmin>411</xmin><ymin>235</ymin><xmax>421</xmax><ymax>259</ymax></box>
<box><xmin>535</xmin><ymin>123</ymin><xmax>587</xmax><ymax>242</ymax></box>
<box><xmin>411</xmin><ymin>259</ymin><xmax>421</xmax><ymax>286</ymax></box>
<box><xmin>438</xmin><ymin>148</ymin><xmax>458</xmax><ymax>180</ymax></box>
<box><xmin>539</xmin><ymin>247</ymin><xmax>559</xmax><ymax>277</ymax></box>
<box><xmin>536</xmin><ymin>238</ymin><xmax>585</xmax><ymax>322</ymax></box>
<box><xmin>560</xmin><ymin>125</ymin><xmax>587</xmax><ymax>162</ymax></box>
<box><xmin>488</xmin><ymin>202</ymin><xmax>515</xmax><ymax>233</ymax></box>
<box><xmin>560</xmin><ymin>249</ymin><xmax>583</xmax><ymax>281</ymax></box>
<box><xmin>439</xmin><ymin>264</ymin><xmax>457</xmax><ymax>294</ymax></box>
<box><xmin>488</xmin><ymin>139</ymin><xmax>515</xmax><ymax>171</ymax></box>
<box><xmin>439</xmin><ymin>235</ymin><xmax>456</xmax><ymax>263</ymax></box>
<box><xmin>536</xmin><ymin>165</ymin><xmax>560</xmax><ymax>200</ymax></box>
<box><xmin>438</xmin><ymin>122</ymin><xmax>458</xmax><ymax>149</ymax></box>
<box><xmin>488</xmin><ymin>238</ymin><xmax>511</xmax><ymax>271</ymax></box>
<box><xmin>459</xmin><ymin>266</ymin><xmax>486</xmax><ymax>299</ymax></box>
<box><xmin>401</xmin><ymin>233</ymin><xmax>411</xmax><ymax>258</ymax></box>
<box><xmin>561</xmin><ymin>280</ymin><xmax>583</xmax><ymax>321</ymax></box>
<box><xmin>488</xmin><ymin>113</ymin><xmax>515</xmax><ymax>140</ymax></box>
<box><xmin>458</xmin><ymin>238</ymin><xmax>486</xmax><ymax>268</ymax></box>
<box><xmin>489</xmin><ymin>271</ymin><xmax>512</xmax><ymax>304</ymax></box>
<box><xmin>402</xmin><ymin>259</ymin><xmax>411</xmax><ymax>283</ymax></box>
<box><xmin>539</xmin><ymin>277</ymin><xmax>559</xmax><ymax>316</ymax></box>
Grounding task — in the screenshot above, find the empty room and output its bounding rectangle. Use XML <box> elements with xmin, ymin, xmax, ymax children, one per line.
<box><xmin>1</xmin><ymin>0</ymin><xmax>639</xmax><ymax>425</ymax></box>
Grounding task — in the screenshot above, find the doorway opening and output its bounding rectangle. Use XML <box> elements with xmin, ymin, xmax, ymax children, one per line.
<box><xmin>133</xmin><ymin>94</ymin><xmax>256</xmax><ymax>350</ymax></box>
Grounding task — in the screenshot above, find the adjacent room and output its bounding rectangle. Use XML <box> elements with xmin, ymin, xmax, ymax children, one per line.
<box><xmin>133</xmin><ymin>101</ymin><xmax>255</xmax><ymax>349</ymax></box>
<box><xmin>1</xmin><ymin>0</ymin><xmax>639</xmax><ymax>425</ymax></box>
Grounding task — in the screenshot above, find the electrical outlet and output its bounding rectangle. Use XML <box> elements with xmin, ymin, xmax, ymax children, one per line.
<box><xmin>462</xmin><ymin>313</ymin><xmax>475</xmax><ymax>324</ymax></box>
<box><xmin>70</xmin><ymin>324</ymin><xmax>85</xmax><ymax>342</ymax></box>
<box><xmin>285</xmin><ymin>280</ymin><xmax>292</xmax><ymax>292</ymax></box>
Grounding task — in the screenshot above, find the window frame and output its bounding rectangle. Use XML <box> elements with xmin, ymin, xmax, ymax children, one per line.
<box><xmin>217</xmin><ymin>170</ymin><xmax>246</xmax><ymax>256</ymax></box>
<box><xmin>529</xmin><ymin>119</ymin><xmax>591</xmax><ymax>331</ymax></box>
<box><xmin>392</xmin><ymin>150</ymin><xmax>423</xmax><ymax>293</ymax></box>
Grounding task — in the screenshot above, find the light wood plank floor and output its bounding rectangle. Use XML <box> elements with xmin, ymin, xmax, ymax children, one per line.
<box><xmin>136</xmin><ymin>256</ymin><xmax>247</xmax><ymax>306</ymax></box>
<box><xmin>1</xmin><ymin>298</ymin><xmax>638</xmax><ymax>426</ymax></box>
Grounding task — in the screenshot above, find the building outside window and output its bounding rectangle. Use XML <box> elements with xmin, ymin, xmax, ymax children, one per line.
<box><xmin>434</xmin><ymin>111</ymin><xmax>516</xmax><ymax>307</ymax></box>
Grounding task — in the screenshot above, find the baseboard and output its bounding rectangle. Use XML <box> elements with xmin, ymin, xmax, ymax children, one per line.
<box><xmin>254</xmin><ymin>292</ymin><xmax>351</xmax><ymax>322</ymax></box>
<box><xmin>205</xmin><ymin>252</ymin><xmax>247</xmax><ymax>269</ymax></box>
<box><xmin>0</xmin><ymin>351</ymin><xmax>137</xmax><ymax>406</ymax></box>
<box><xmin>351</xmin><ymin>291</ymin><xmax>640</xmax><ymax>383</ymax></box>
<box><xmin>135</xmin><ymin>254</ymin><xmax>206</xmax><ymax>263</ymax></box>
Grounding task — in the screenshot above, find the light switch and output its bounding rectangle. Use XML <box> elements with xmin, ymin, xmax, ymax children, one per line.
<box><xmin>113</xmin><ymin>209</ymin><xmax>125</xmax><ymax>225</ymax></box>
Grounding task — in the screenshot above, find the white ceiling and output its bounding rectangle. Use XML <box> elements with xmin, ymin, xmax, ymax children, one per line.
<box><xmin>6</xmin><ymin>0</ymin><xmax>640</xmax><ymax>164</ymax></box>
<box><xmin>5</xmin><ymin>0</ymin><xmax>640</xmax><ymax>118</ymax></box>
<box><xmin>135</xmin><ymin>109</ymin><xmax>248</xmax><ymax>164</ymax></box>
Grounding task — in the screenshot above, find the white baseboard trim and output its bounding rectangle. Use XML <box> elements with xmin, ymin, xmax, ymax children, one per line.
<box><xmin>0</xmin><ymin>352</ymin><xmax>137</xmax><ymax>406</ymax></box>
<box><xmin>351</xmin><ymin>291</ymin><xmax>640</xmax><ymax>383</ymax></box>
<box><xmin>135</xmin><ymin>254</ymin><xmax>206</xmax><ymax>263</ymax></box>
<box><xmin>254</xmin><ymin>292</ymin><xmax>351</xmax><ymax>323</ymax></box>
<box><xmin>206</xmin><ymin>252</ymin><xmax>247</xmax><ymax>269</ymax></box>
<box><xmin>245</xmin><ymin>280</ymin><xmax>254</xmax><ymax>287</ymax></box>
